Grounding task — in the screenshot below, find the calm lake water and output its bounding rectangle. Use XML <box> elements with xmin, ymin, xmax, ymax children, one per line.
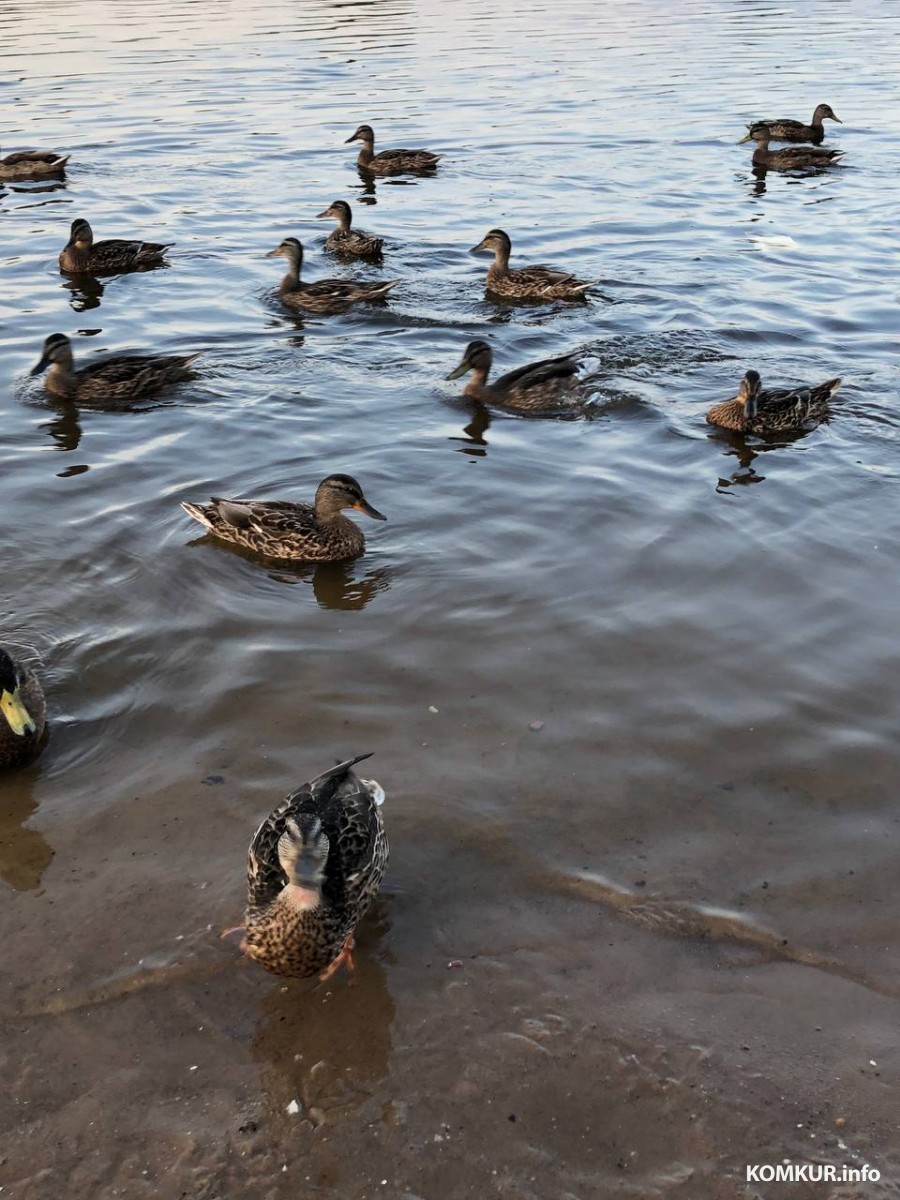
<box><xmin>3</xmin><ymin>1</ymin><xmax>900</xmax><ymax>1196</ymax></box>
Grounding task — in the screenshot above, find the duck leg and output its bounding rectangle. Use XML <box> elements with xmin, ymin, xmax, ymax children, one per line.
<box><xmin>318</xmin><ymin>932</ymin><xmax>356</xmax><ymax>982</ymax></box>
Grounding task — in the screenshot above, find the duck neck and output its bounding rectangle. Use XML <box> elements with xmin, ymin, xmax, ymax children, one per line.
<box><xmin>357</xmin><ymin>138</ymin><xmax>375</xmax><ymax>167</ymax></box>
<box><xmin>281</xmin><ymin>252</ymin><xmax>302</xmax><ymax>290</ymax></box>
<box><xmin>491</xmin><ymin>243</ymin><xmax>511</xmax><ymax>272</ymax></box>
<box><xmin>336</xmin><ymin>211</ymin><xmax>351</xmax><ymax>233</ymax></box>
<box><xmin>46</xmin><ymin>355</ymin><xmax>78</xmax><ymax>399</ymax></box>
<box><xmin>464</xmin><ymin>366</ymin><xmax>491</xmax><ymax>399</ymax></box>
<box><xmin>752</xmin><ymin>140</ymin><xmax>771</xmax><ymax>164</ymax></box>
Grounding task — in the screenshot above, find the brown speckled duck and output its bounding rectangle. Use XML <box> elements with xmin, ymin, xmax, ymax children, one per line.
<box><xmin>471</xmin><ymin>229</ymin><xmax>596</xmax><ymax>301</ymax></box>
<box><xmin>0</xmin><ymin>146</ymin><xmax>69</xmax><ymax>181</ymax></box>
<box><xmin>316</xmin><ymin>200</ymin><xmax>384</xmax><ymax>258</ymax></box>
<box><xmin>0</xmin><ymin>647</ymin><xmax>47</xmax><ymax>770</ymax></box>
<box><xmin>59</xmin><ymin>218</ymin><xmax>172</xmax><ymax>274</ymax></box>
<box><xmin>345</xmin><ymin>123</ymin><xmax>442</xmax><ymax>175</ymax></box>
<box><xmin>706</xmin><ymin>369</ymin><xmax>842</xmax><ymax>435</ymax></box>
<box><xmin>241</xmin><ymin>754</ymin><xmax>388</xmax><ymax>979</ymax></box>
<box><xmin>446</xmin><ymin>339</ymin><xmax>586</xmax><ymax>414</ymax></box>
<box><xmin>742</xmin><ymin>103</ymin><xmax>841</xmax><ymax>145</ymax></box>
<box><xmin>31</xmin><ymin>333</ymin><xmax>200</xmax><ymax>402</ymax></box>
<box><xmin>181</xmin><ymin>473</ymin><xmax>386</xmax><ymax>562</ymax></box>
<box><xmin>266</xmin><ymin>237</ymin><xmax>396</xmax><ymax>314</ymax></box>
<box><xmin>739</xmin><ymin>125</ymin><xmax>844</xmax><ymax>170</ymax></box>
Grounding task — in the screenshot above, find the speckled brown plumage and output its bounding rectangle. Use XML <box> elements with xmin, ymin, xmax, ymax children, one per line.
<box><xmin>706</xmin><ymin>369</ymin><xmax>842</xmax><ymax>435</ymax></box>
<box><xmin>180</xmin><ymin>473</ymin><xmax>386</xmax><ymax>562</ymax></box>
<box><xmin>345</xmin><ymin>123</ymin><xmax>442</xmax><ymax>175</ymax></box>
<box><xmin>59</xmin><ymin>218</ymin><xmax>172</xmax><ymax>275</ymax></box>
<box><xmin>242</xmin><ymin>754</ymin><xmax>388</xmax><ymax>978</ymax></box>
<box><xmin>266</xmin><ymin>236</ymin><xmax>396</xmax><ymax>313</ymax></box>
<box><xmin>31</xmin><ymin>333</ymin><xmax>200</xmax><ymax>402</ymax></box>
<box><xmin>0</xmin><ymin>147</ymin><xmax>69</xmax><ymax>180</ymax></box>
<box><xmin>317</xmin><ymin>200</ymin><xmax>384</xmax><ymax>258</ymax></box>
<box><xmin>446</xmin><ymin>339</ymin><xmax>585</xmax><ymax>414</ymax></box>
<box><xmin>471</xmin><ymin>229</ymin><xmax>596</xmax><ymax>302</ymax></box>
<box><xmin>740</xmin><ymin>126</ymin><xmax>843</xmax><ymax>170</ymax></box>
<box><xmin>743</xmin><ymin>103</ymin><xmax>841</xmax><ymax>145</ymax></box>
<box><xmin>0</xmin><ymin>647</ymin><xmax>47</xmax><ymax>770</ymax></box>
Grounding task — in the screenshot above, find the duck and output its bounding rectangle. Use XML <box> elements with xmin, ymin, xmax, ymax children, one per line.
<box><xmin>739</xmin><ymin>125</ymin><xmax>844</xmax><ymax>170</ymax></box>
<box><xmin>31</xmin><ymin>333</ymin><xmax>201</xmax><ymax>402</ymax></box>
<box><xmin>0</xmin><ymin>146</ymin><xmax>69</xmax><ymax>181</ymax></box>
<box><xmin>470</xmin><ymin>229</ymin><xmax>596</xmax><ymax>301</ymax></box>
<box><xmin>742</xmin><ymin>103</ymin><xmax>841</xmax><ymax>146</ymax></box>
<box><xmin>345</xmin><ymin>123</ymin><xmax>442</xmax><ymax>175</ymax></box>
<box><xmin>181</xmin><ymin>473</ymin><xmax>386</xmax><ymax>562</ymax></box>
<box><xmin>0</xmin><ymin>646</ymin><xmax>47</xmax><ymax>770</ymax></box>
<box><xmin>59</xmin><ymin>217</ymin><xmax>172</xmax><ymax>274</ymax></box>
<box><xmin>316</xmin><ymin>200</ymin><xmax>384</xmax><ymax>258</ymax></box>
<box><xmin>446</xmin><ymin>339</ymin><xmax>586</xmax><ymax>414</ymax></box>
<box><xmin>240</xmin><ymin>754</ymin><xmax>388</xmax><ymax>980</ymax></box>
<box><xmin>706</xmin><ymin>369</ymin><xmax>842</xmax><ymax>435</ymax></box>
<box><xmin>266</xmin><ymin>237</ymin><xmax>397</xmax><ymax>314</ymax></box>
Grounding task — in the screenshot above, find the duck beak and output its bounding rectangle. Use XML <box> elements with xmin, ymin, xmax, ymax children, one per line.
<box><xmin>736</xmin><ymin>133</ymin><xmax>753</xmax><ymax>144</ymax></box>
<box><xmin>446</xmin><ymin>360</ymin><xmax>471</xmax><ymax>380</ymax></box>
<box><xmin>344</xmin><ymin>131</ymin><xmax>360</xmax><ymax>144</ymax></box>
<box><xmin>31</xmin><ymin>351</ymin><xmax>51</xmax><ymax>375</ymax></box>
<box><xmin>314</xmin><ymin>209</ymin><xmax>332</xmax><ymax>219</ymax></box>
<box><xmin>264</xmin><ymin>246</ymin><xmax>283</xmax><ymax>258</ymax></box>
<box><xmin>469</xmin><ymin>239</ymin><xmax>489</xmax><ymax>254</ymax></box>
<box><xmin>1</xmin><ymin>687</ymin><xmax>36</xmax><ymax>737</ymax></box>
<box><xmin>832</xmin><ymin>114</ymin><xmax>843</xmax><ymax>124</ymax></box>
<box><xmin>354</xmin><ymin>499</ymin><xmax>387</xmax><ymax>521</ymax></box>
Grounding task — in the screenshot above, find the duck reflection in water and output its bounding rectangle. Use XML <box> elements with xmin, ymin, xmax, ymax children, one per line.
<box><xmin>448</xmin><ymin>402</ymin><xmax>492</xmax><ymax>458</ymax></box>
<box><xmin>252</xmin><ymin>899</ymin><xmax>393</xmax><ymax>1123</ymax></box>
<box><xmin>710</xmin><ymin>425</ymin><xmax>812</xmax><ymax>493</ymax></box>
<box><xmin>62</xmin><ymin>272</ymin><xmax>105</xmax><ymax>313</ymax></box>
<box><xmin>0</xmin><ymin>763</ymin><xmax>55</xmax><ymax>891</ymax></box>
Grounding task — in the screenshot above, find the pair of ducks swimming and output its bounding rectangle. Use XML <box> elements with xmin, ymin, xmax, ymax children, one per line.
<box><xmin>739</xmin><ymin>102</ymin><xmax>844</xmax><ymax>169</ymax></box>
<box><xmin>0</xmin><ymin>644</ymin><xmax>385</xmax><ymax>981</ymax></box>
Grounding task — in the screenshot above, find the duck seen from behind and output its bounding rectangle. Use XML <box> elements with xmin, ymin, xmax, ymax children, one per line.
<box><xmin>0</xmin><ymin>146</ymin><xmax>69</xmax><ymax>180</ymax></box>
<box><xmin>345</xmin><ymin>123</ymin><xmax>442</xmax><ymax>175</ymax></box>
<box><xmin>0</xmin><ymin>647</ymin><xmax>47</xmax><ymax>770</ymax></box>
<box><xmin>59</xmin><ymin>218</ymin><xmax>172</xmax><ymax>274</ymax></box>
<box><xmin>181</xmin><ymin>473</ymin><xmax>386</xmax><ymax>562</ymax></box>
<box><xmin>31</xmin><ymin>333</ymin><xmax>201</xmax><ymax>402</ymax></box>
<box><xmin>447</xmin><ymin>339</ymin><xmax>586</xmax><ymax>414</ymax></box>
<box><xmin>240</xmin><ymin>754</ymin><xmax>388</xmax><ymax>980</ymax></box>
<box><xmin>316</xmin><ymin>200</ymin><xmax>384</xmax><ymax>258</ymax></box>
<box><xmin>266</xmin><ymin>237</ymin><xmax>397</xmax><ymax>314</ymax></box>
<box><xmin>471</xmin><ymin>229</ymin><xmax>596</xmax><ymax>301</ymax></box>
<box><xmin>739</xmin><ymin>125</ymin><xmax>844</xmax><ymax>170</ymax></box>
<box><xmin>706</xmin><ymin>369</ymin><xmax>842</xmax><ymax>435</ymax></box>
<box><xmin>742</xmin><ymin>103</ymin><xmax>841</xmax><ymax>145</ymax></box>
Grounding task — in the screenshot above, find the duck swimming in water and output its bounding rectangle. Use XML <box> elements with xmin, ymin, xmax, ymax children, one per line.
<box><xmin>706</xmin><ymin>369</ymin><xmax>842</xmax><ymax>435</ymax></box>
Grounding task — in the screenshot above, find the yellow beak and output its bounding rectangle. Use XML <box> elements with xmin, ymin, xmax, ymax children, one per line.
<box><xmin>1</xmin><ymin>687</ymin><xmax>36</xmax><ymax>737</ymax></box>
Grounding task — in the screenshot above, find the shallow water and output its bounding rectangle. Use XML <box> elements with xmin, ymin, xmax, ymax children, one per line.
<box><xmin>3</xmin><ymin>0</ymin><xmax>900</xmax><ymax>1196</ymax></box>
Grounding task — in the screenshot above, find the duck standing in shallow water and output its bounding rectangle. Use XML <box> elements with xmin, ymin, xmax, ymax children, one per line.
<box><xmin>181</xmin><ymin>473</ymin><xmax>386</xmax><ymax>562</ymax></box>
<box><xmin>0</xmin><ymin>647</ymin><xmax>47</xmax><ymax>770</ymax></box>
<box><xmin>739</xmin><ymin>125</ymin><xmax>844</xmax><ymax>170</ymax></box>
<box><xmin>0</xmin><ymin>146</ymin><xmax>69</xmax><ymax>181</ymax></box>
<box><xmin>241</xmin><ymin>754</ymin><xmax>388</xmax><ymax>979</ymax></box>
<box><xmin>706</xmin><ymin>369</ymin><xmax>842</xmax><ymax>435</ymax></box>
<box><xmin>446</xmin><ymin>339</ymin><xmax>587</xmax><ymax>415</ymax></box>
<box><xmin>316</xmin><ymin>200</ymin><xmax>384</xmax><ymax>258</ymax></box>
<box><xmin>345</xmin><ymin>123</ymin><xmax>442</xmax><ymax>175</ymax></box>
<box><xmin>266</xmin><ymin>237</ymin><xmax>396</xmax><ymax>314</ymax></box>
<box><xmin>471</xmin><ymin>229</ymin><xmax>596</xmax><ymax>301</ymax></box>
<box><xmin>742</xmin><ymin>103</ymin><xmax>841</xmax><ymax>145</ymax></box>
<box><xmin>31</xmin><ymin>333</ymin><xmax>200</xmax><ymax>402</ymax></box>
<box><xmin>59</xmin><ymin>218</ymin><xmax>172</xmax><ymax>274</ymax></box>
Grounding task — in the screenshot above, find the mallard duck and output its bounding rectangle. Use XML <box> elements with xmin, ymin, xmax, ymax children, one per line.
<box><xmin>266</xmin><ymin>237</ymin><xmax>397</xmax><ymax>314</ymax></box>
<box><xmin>471</xmin><ymin>229</ymin><xmax>596</xmax><ymax>301</ymax></box>
<box><xmin>706</xmin><ymin>369</ymin><xmax>842</xmax><ymax>434</ymax></box>
<box><xmin>59</xmin><ymin>218</ymin><xmax>172</xmax><ymax>275</ymax></box>
<box><xmin>742</xmin><ymin>103</ymin><xmax>841</xmax><ymax>145</ymax></box>
<box><xmin>316</xmin><ymin>200</ymin><xmax>384</xmax><ymax>258</ymax></box>
<box><xmin>446</xmin><ymin>339</ymin><xmax>585</xmax><ymax>414</ymax></box>
<box><xmin>181</xmin><ymin>473</ymin><xmax>386</xmax><ymax>562</ymax></box>
<box><xmin>240</xmin><ymin>754</ymin><xmax>387</xmax><ymax>979</ymax></box>
<box><xmin>0</xmin><ymin>647</ymin><xmax>47</xmax><ymax>770</ymax></box>
<box><xmin>345</xmin><ymin>123</ymin><xmax>442</xmax><ymax>175</ymax></box>
<box><xmin>31</xmin><ymin>333</ymin><xmax>200</xmax><ymax>402</ymax></box>
<box><xmin>739</xmin><ymin>125</ymin><xmax>844</xmax><ymax>170</ymax></box>
<box><xmin>0</xmin><ymin>146</ymin><xmax>69</xmax><ymax>180</ymax></box>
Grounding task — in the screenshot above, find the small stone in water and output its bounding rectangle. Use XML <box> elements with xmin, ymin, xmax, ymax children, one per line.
<box><xmin>286</xmin><ymin>1099</ymin><xmax>300</xmax><ymax>1115</ymax></box>
<box><xmin>428</xmin><ymin>705</ymin><xmax>439</xmax><ymax>713</ymax></box>
<box><xmin>528</xmin><ymin>720</ymin><xmax>544</xmax><ymax>732</ymax></box>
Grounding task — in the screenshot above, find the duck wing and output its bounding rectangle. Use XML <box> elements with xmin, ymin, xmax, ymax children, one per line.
<box><xmin>494</xmin><ymin>352</ymin><xmax>583</xmax><ymax>392</ymax></box>
<box><xmin>210</xmin><ymin>497</ymin><xmax>318</xmax><ymax>538</ymax></box>
<box><xmin>2</xmin><ymin>149</ymin><xmax>65</xmax><ymax>165</ymax></box>
<box><xmin>247</xmin><ymin>755</ymin><xmax>377</xmax><ymax>909</ymax></box>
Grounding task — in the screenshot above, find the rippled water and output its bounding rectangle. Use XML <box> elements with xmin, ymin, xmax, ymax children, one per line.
<box><xmin>3</xmin><ymin>0</ymin><xmax>900</xmax><ymax>1195</ymax></box>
